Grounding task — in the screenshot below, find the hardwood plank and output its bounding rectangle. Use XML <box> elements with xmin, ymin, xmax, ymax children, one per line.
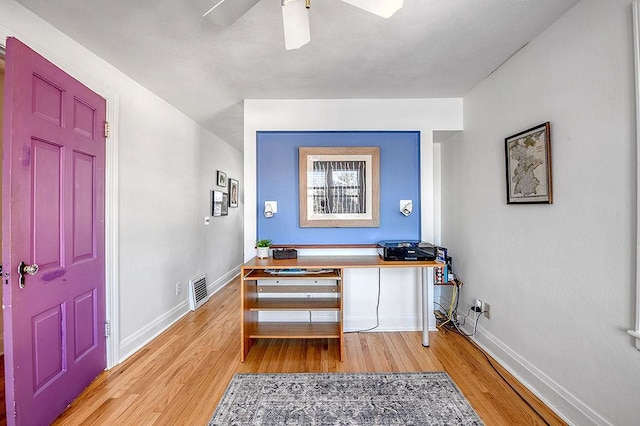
<box><xmin>52</xmin><ymin>276</ymin><xmax>566</xmax><ymax>426</ymax></box>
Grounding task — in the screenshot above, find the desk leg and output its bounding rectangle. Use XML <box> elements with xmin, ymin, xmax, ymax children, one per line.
<box><xmin>421</xmin><ymin>267</ymin><xmax>430</xmax><ymax>347</ymax></box>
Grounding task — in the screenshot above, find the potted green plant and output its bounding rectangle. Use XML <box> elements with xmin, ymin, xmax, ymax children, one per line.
<box><xmin>256</xmin><ymin>239</ymin><xmax>272</xmax><ymax>259</ymax></box>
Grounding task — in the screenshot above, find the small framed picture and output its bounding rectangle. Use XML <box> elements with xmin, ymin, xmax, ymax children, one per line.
<box><xmin>212</xmin><ymin>190</ymin><xmax>223</xmax><ymax>216</ymax></box>
<box><xmin>221</xmin><ymin>193</ymin><xmax>229</xmax><ymax>216</ymax></box>
<box><xmin>216</xmin><ymin>171</ymin><xmax>227</xmax><ymax>187</ymax></box>
<box><xmin>505</xmin><ymin>122</ymin><xmax>552</xmax><ymax>204</ymax></box>
<box><xmin>229</xmin><ymin>179</ymin><xmax>239</xmax><ymax>208</ymax></box>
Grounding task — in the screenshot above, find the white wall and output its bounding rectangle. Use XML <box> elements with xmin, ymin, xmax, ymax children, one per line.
<box><xmin>441</xmin><ymin>0</ymin><xmax>640</xmax><ymax>424</ymax></box>
<box><xmin>199</xmin><ymin>129</ymin><xmax>244</xmax><ymax>296</ymax></box>
<box><xmin>117</xmin><ymin>105</ymin><xmax>243</xmax><ymax>359</ymax></box>
<box><xmin>0</xmin><ymin>0</ymin><xmax>243</xmax><ymax>364</ymax></box>
<box><xmin>244</xmin><ymin>99</ymin><xmax>462</xmax><ymax>331</ymax></box>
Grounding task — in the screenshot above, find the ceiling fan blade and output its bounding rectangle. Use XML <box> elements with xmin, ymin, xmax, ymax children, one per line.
<box><xmin>282</xmin><ymin>0</ymin><xmax>311</xmax><ymax>50</ymax></box>
<box><xmin>203</xmin><ymin>0</ymin><xmax>261</xmax><ymax>26</ymax></box>
<box><xmin>341</xmin><ymin>0</ymin><xmax>404</xmax><ymax>18</ymax></box>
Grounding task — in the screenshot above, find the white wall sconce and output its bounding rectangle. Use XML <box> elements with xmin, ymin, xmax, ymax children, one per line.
<box><xmin>400</xmin><ymin>200</ymin><xmax>413</xmax><ymax>217</ymax></box>
<box><xmin>264</xmin><ymin>201</ymin><xmax>278</xmax><ymax>218</ymax></box>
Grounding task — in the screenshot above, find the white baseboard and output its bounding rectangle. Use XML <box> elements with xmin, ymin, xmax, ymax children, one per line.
<box><xmin>468</xmin><ymin>324</ymin><xmax>611</xmax><ymax>426</ymax></box>
<box><xmin>119</xmin><ymin>300</ymin><xmax>189</xmax><ymax>362</ymax></box>
<box><xmin>208</xmin><ymin>265</ymin><xmax>240</xmax><ymax>296</ymax></box>
<box><xmin>118</xmin><ymin>266</ymin><xmax>240</xmax><ymax>364</ymax></box>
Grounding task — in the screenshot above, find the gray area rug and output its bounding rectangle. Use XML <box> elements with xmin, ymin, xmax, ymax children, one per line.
<box><xmin>208</xmin><ymin>372</ymin><xmax>483</xmax><ymax>425</ymax></box>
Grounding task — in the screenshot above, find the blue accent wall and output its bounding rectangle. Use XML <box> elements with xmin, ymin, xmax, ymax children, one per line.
<box><xmin>257</xmin><ymin>131</ymin><xmax>421</xmax><ymax>245</ymax></box>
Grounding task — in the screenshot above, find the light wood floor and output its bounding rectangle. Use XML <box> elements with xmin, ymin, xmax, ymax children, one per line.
<box><xmin>53</xmin><ymin>277</ymin><xmax>566</xmax><ymax>425</ymax></box>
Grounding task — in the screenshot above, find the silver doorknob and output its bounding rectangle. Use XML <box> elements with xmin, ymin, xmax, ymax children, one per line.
<box><xmin>18</xmin><ymin>261</ymin><xmax>38</xmax><ymax>288</ymax></box>
<box><xmin>21</xmin><ymin>263</ymin><xmax>38</xmax><ymax>275</ymax></box>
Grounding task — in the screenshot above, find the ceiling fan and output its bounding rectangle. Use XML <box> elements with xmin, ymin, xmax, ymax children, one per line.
<box><xmin>203</xmin><ymin>0</ymin><xmax>404</xmax><ymax>50</ymax></box>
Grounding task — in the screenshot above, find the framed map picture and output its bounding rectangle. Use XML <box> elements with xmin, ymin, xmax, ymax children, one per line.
<box><xmin>505</xmin><ymin>122</ymin><xmax>552</xmax><ymax>204</ymax></box>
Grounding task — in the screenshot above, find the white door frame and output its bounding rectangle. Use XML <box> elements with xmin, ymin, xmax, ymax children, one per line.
<box><xmin>0</xmin><ymin>33</ymin><xmax>120</xmax><ymax>368</ymax></box>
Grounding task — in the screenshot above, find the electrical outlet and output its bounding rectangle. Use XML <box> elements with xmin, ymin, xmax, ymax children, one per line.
<box><xmin>482</xmin><ymin>301</ymin><xmax>491</xmax><ymax>319</ymax></box>
<box><xmin>175</xmin><ymin>282</ymin><xmax>181</xmax><ymax>295</ymax></box>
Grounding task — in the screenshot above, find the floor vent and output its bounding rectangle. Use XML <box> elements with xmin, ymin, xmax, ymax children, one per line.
<box><xmin>189</xmin><ymin>273</ymin><xmax>209</xmax><ymax>311</ymax></box>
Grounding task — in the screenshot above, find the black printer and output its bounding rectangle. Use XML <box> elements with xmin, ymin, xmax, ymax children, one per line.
<box><xmin>377</xmin><ymin>240</ymin><xmax>437</xmax><ymax>261</ymax></box>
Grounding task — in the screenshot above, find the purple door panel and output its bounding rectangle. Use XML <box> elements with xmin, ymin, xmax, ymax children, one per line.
<box><xmin>2</xmin><ymin>37</ymin><xmax>106</xmax><ymax>426</ymax></box>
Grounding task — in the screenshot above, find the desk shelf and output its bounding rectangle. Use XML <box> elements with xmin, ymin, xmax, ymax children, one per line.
<box><xmin>257</xmin><ymin>285</ymin><xmax>338</xmax><ymax>294</ymax></box>
<box><xmin>250</xmin><ymin>298</ymin><xmax>340</xmax><ymax>311</ymax></box>
<box><xmin>245</xmin><ymin>269</ymin><xmax>341</xmax><ymax>281</ymax></box>
<box><xmin>250</xmin><ymin>322</ymin><xmax>340</xmax><ymax>339</ymax></box>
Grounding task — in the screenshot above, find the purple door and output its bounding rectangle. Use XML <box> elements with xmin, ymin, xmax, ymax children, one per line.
<box><xmin>2</xmin><ymin>37</ymin><xmax>106</xmax><ymax>425</ymax></box>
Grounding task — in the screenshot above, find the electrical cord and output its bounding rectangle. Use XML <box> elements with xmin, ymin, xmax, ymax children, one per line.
<box><xmin>346</xmin><ymin>268</ymin><xmax>550</xmax><ymax>424</ymax></box>
<box><xmin>456</xmin><ymin>306</ymin><xmax>474</xmax><ymax>327</ymax></box>
<box><xmin>434</xmin><ymin>279</ymin><xmax>463</xmax><ymax>329</ymax></box>
<box><xmin>452</xmin><ymin>329</ymin><xmax>552</xmax><ymax>426</ymax></box>
<box><xmin>435</xmin><ymin>278</ymin><xmax>551</xmax><ymax>425</ymax></box>
<box><xmin>450</xmin><ymin>310</ymin><xmax>484</xmax><ymax>337</ymax></box>
<box><xmin>433</xmin><ymin>301</ymin><xmax>448</xmax><ymax>312</ymax></box>
<box><xmin>346</xmin><ymin>268</ymin><xmax>381</xmax><ymax>333</ymax></box>
<box><xmin>347</xmin><ymin>269</ymin><xmax>551</xmax><ymax>424</ymax></box>
<box><xmin>434</xmin><ymin>301</ymin><xmax>455</xmax><ymax>329</ymax></box>
<box><xmin>440</xmin><ymin>312</ymin><xmax>551</xmax><ymax>423</ymax></box>
<box><xmin>448</xmin><ymin>282</ymin><xmax>459</xmax><ymax>319</ymax></box>
<box><xmin>432</xmin><ymin>276</ymin><xmax>551</xmax><ymax>424</ymax></box>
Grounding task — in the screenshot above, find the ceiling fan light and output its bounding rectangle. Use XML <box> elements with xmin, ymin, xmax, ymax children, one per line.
<box><xmin>282</xmin><ymin>0</ymin><xmax>311</xmax><ymax>50</ymax></box>
<box><xmin>341</xmin><ymin>0</ymin><xmax>404</xmax><ymax>18</ymax></box>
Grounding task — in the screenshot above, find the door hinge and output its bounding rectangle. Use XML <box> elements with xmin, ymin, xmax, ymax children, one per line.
<box><xmin>104</xmin><ymin>321</ymin><xmax>111</xmax><ymax>338</ymax></box>
<box><xmin>104</xmin><ymin>121</ymin><xmax>110</xmax><ymax>139</ymax></box>
<box><xmin>12</xmin><ymin>400</ymin><xmax>16</xmax><ymax>418</ymax></box>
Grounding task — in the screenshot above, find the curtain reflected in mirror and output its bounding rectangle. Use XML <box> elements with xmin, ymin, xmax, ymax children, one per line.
<box><xmin>311</xmin><ymin>160</ymin><xmax>366</xmax><ymax>215</ymax></box>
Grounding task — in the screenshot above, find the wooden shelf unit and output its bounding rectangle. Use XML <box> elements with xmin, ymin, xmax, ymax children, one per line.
<box><xmin>240</xmin><ymin>255</ymin><xmax>444</xmax><ymax>362</ymax></box>
<box><xmin>241</xmin><ymin>260</ymin><xmax>344</xmax><ymax>362</ymax></box>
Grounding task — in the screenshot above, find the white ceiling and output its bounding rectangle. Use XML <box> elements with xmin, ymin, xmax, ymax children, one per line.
<box><xmin>13</xmin><ymin>0</ymin><xmax>579</xmax><ymax>151</ymax></box>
